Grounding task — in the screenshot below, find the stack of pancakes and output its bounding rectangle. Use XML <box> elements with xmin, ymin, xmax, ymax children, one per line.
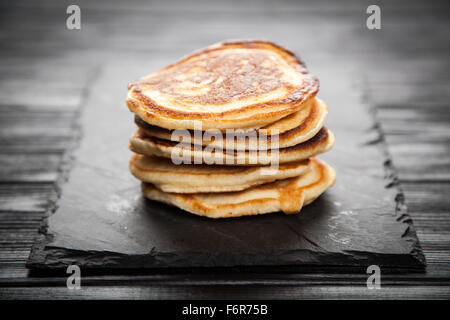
<box><xmin>126</xmin><ymin>40</ymin><xmax>336</xmax><ymax>218</ymax></box>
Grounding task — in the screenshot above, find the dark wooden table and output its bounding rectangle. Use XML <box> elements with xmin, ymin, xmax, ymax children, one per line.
<box><xmin>0</xmin><ymin>0</ymin><xmax>449</xmax><ymax>299</ymax></box>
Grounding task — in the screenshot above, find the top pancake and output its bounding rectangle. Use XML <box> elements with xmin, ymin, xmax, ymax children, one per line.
<box><xmin>126</xmin><ymin>40</ymin><xmax>319</xmax><ymax>130</ymax></box>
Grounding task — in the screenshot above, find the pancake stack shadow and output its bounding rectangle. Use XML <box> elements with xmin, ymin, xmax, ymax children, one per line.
<box><xmin>126</xmin><ymin>40</ymin><xmax>336</xmax><ymax>218</ymax></box>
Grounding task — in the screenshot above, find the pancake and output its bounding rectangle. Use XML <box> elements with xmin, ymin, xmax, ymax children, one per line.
<box><xmin>135</xmin><ymin>97</ymin><xmax>328</xmax><ymax>150</ymax></box>
<box><xmin>126</xmin><ymin>40</ymin><xmax>319</xmax><ymax>130</ymax></box>
<box><xmin>141</xmin><ymin>158</ymin><xmax>336</xmax><ymax>218</ymax></box>
<box><xmin>129</xmin><ymin>127</ymin><xmax>334</xmax><ymax>166</ymax></box>
<box><xmin>130</xmin><ymin>153</ymin><xmax>311</xmax><ymax>193</ymax></box>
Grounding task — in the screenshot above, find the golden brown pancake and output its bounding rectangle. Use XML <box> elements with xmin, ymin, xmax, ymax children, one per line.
<box><xmin>126</xmin><ymin>40</ymin><xmax>319</xmax><ymax>130</ymax></box>
<box><xmin>130</xmin><ymin>153</ymin><xmax>311</xmax><ymax>193</ymax></box>
<box><xmin>135</xmin><ymin>97</ymin><xmax>328</xmax><ymax>150</ymax></box>
<box><xmin>141</xmin><ymin>158</ymin><xmax>336</xmax><ymax>218</ymax></box>
<box><xmin>129</xmin><ymin>127</ymin><xmax>334</xmax><ymax>166</ymax></box>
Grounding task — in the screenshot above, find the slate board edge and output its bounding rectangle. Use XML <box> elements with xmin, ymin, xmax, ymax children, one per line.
<box><xmin>362</xmin><ymin>81</ymin><xmax>426</xmax><ymax>269</ymax></box>
<box><xmin>26</xmin><ymin>67</ymin><xmax>103</xmax><ymax>268</ymax></box>
<box><xmin>27</xmin><ymin>234</ymin><xmax>425</xmax><ymax>273</ymax></box>
<box><xmin>26</xmin><ymin>73</ymin><xmax>426</xmax><ymax>273</ymax></box>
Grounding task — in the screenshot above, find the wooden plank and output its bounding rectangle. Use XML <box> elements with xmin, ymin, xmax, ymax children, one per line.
<box><xmin>0</xmin><ymin>184</ymin><xmax>55</xmax><ymax>213</ymax></box>
<box><xmin>0</xmin><ymin>154</ymin><xmax>61</xmax><ymax>183</ymax></box>
<box><xmin>0</xmin><ymin>285</ymin><xmax>449</xmax><ymax>300</ymax></box>
<box><xmin>401</xmin><ymin>183</ymin><xmax>450</xmax><ymax>213</ymax></box>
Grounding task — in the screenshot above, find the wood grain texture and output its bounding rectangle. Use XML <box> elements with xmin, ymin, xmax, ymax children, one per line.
<box><xmin>1</xmin><ymin>285</ymin><xmax>450</xmax><ymax>300</ymax></box>
<box><xmin>0</xmin><ymin>0</ymin><xmax>449</xmax><ymax>299</ymax></box>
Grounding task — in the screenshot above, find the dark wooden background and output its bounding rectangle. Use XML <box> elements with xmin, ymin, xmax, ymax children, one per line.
<box><xmin>0</xmin><ymin>0</ymin><xmax>449</xmax><ymax>299</ymax></box>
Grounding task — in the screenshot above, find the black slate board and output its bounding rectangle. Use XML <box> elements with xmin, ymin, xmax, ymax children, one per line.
<box><xmin>28</xmin><ymin>62</ymin><xmax>425</xmax><ymax>273</ymax></box>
